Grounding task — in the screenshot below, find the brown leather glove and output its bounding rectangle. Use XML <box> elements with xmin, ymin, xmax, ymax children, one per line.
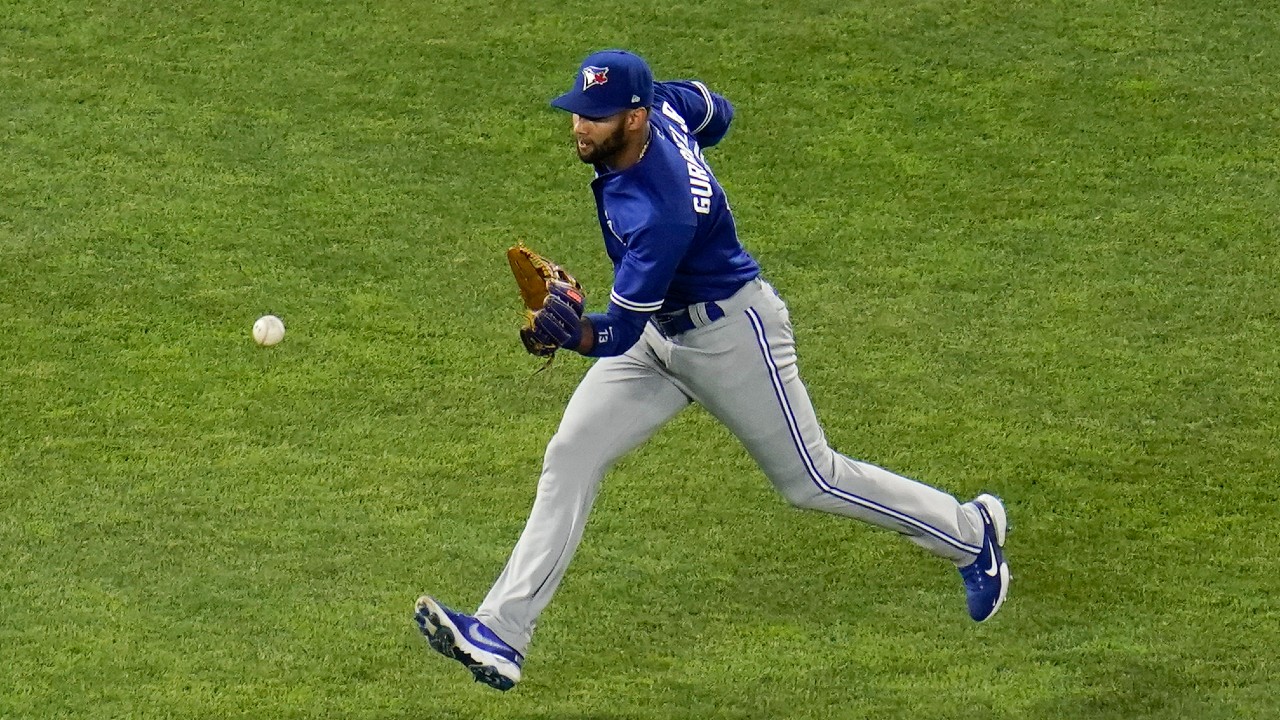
<box><xmin>507</xmin><ymin>243</ymin><xmax>585</xmax><ymax>356</ymax></box>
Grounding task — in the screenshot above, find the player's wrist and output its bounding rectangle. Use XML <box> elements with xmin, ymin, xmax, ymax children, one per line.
<box><xmin>572</xmin><ymin>317</ymin><xmax>595</xmax><ymax>353</ymax></box>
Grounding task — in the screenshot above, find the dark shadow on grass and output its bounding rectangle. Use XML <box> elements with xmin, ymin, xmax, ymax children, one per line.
<box><xmin>520</xmin><ymin>709</ymin><xmax>775</xmax><ymax>720</ymax></box>
<box><xmin>1028</xmin><ymin>652</ymin><xmax>1235</xmax><ymax>719</ymax></box>
<box><xmin>520</xmin><ymin>714</ymin><xmax>640</xmax><ymax>720</ymax></box>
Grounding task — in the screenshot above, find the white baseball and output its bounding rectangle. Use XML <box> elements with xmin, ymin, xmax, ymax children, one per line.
<box><xmin>252</xmin><ymin>314</ymin><xmax>286</xmax><ymax>346</ymax></box>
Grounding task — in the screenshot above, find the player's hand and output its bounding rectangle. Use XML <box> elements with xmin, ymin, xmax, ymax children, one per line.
<box><xmin>547</xmin><ymin>281</ymin><xmax>584</xmax><ymax>315</ymax></box>
<box><xmin>530</xmin><ymin>283</ymin><xmax>585</xmax><ymax>350</ymax></box>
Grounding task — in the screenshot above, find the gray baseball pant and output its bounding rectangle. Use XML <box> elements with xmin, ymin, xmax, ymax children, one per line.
<box><xmin>475</xmin><ymin>278</ymin><xmax>986</xmax><ymax>653</ymax></box>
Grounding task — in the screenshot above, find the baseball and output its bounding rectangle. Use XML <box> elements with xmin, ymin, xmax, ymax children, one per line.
<box><xmin>252</xmin><ymin>314</ymin><xmax>286</xmax><ymax>346</ymax></box>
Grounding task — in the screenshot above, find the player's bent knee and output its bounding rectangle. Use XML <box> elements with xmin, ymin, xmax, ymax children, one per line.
<box><xmin>769</xmin><ymin>476</ymin><xmax>827</xmax><ymax>510</ymax></box>
<box><xmin>759</xmin><ymin>446</ymin><xmax>840</xmax><ymax>510</ymax></box>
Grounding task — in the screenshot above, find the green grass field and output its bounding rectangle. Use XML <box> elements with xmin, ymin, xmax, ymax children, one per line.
<box><xmin>3</xmin><ymin>0</ymin><xmax>1279</xmax><ymax>717</ymax></box>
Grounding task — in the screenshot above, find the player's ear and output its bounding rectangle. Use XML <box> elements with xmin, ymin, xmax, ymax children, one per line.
<box><xmin>628</xmin><ymin>107</ymin><xmax>648</xmax><ymax>131</ymax></box>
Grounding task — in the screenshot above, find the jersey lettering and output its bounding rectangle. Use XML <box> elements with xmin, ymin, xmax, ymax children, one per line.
<box><xmin>660</xmin><ymin>101</ymin><xmax>689</xmax><ymax>131</ymax></box>
<box><xmin>662</xmin><ymin>108</ymin><xmax>714</xmax><ymax>216</ymax></box>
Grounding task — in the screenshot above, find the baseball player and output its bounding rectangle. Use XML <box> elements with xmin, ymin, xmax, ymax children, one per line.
<box><xmin>414</xmin><ymin>49</ymin><xmax>1010</xmax><ymax>692</ymax></box>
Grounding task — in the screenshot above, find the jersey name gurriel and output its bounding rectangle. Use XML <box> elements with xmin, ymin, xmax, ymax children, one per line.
<box><xmin>659</xmin><ymin>101</ymin><xmax>715</xmax><ymax>216</ymax></box>
<box><xmin>581</xmin><ymin>80</ymin><xmax>760</xmax><ymax>357</ymax></box>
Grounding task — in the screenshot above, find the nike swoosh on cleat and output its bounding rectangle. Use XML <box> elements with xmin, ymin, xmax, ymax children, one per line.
<box><xmin>983</xmin><ymin>536</ymin><xmax>1000</xmax><ymax>577</ymax></box>
<box><xmin>465</xmin><ymin>621</ymin><xmax>501</xmax><ymax>651</ymax></box>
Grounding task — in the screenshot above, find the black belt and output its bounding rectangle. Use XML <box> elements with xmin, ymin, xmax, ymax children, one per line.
<box><xmin>651</xmin><ymin>301</ymin><xmax>726</xmax><ymax>337</ymax></box>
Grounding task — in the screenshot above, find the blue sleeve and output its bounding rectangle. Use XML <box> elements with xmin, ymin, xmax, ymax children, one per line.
<box><xmin>654</xmin><ymin>80</ymin><xmax>735</xmax><ymax>148</ymax></box>
<box><xmin>578</xmin><ymin>221</ymin><xmax>696</xmax><ymax>357</ymax></box>
<box><xmin>581</xmin><ymin>308</ymin><xmax>647</xmax><ymax>358</ymax></box>
<box><xmin>608</xmin><ymin>221</ymin><xmax>695</xmax><ymax>315</ymax></box>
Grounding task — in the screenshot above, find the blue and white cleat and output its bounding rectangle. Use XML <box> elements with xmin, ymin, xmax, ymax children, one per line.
<box><xmin>413</xmin><ymin>596</ymin><xmax>524</xmax><ymax>691</ymax></box>
<box><xmin>959</xmin><ymin>494</ymin><xmax>1010</xmax><ymax>622</ymax></box>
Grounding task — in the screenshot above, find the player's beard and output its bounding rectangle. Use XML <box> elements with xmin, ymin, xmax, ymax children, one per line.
<box><xmin>576</xmin><ymin>121</ymin><xmax>628</xmax><ymax>166</ymax></box>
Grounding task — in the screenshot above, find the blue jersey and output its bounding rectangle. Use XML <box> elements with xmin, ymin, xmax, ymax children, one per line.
<box><xmin>584</xmin><ymin>80</ymin><xmax>761</xmax><ymax>357</ymax></box>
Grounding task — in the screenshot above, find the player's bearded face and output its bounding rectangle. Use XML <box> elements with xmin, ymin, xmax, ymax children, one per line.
<box><xmin>572</xmin><ymin>114</ymin><xmax>628</xmax><ymax>165</ymax></box>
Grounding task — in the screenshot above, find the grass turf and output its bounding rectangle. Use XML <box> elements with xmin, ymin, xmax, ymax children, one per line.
<box><xmin>2</xmin><ymin>0</ymin><xmax>1278</xmax><ymax>717</ymax></box>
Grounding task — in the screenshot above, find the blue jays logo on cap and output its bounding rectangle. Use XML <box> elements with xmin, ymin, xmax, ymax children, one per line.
<box><xmin>551</xmin><ymin>49</ymin><xmax>654</xmax><ymax>119</ymax></box>
<box><xmin>582</xmin><ymin>66</ymin><xmax>609</xmax><ymax>90</ymax></box>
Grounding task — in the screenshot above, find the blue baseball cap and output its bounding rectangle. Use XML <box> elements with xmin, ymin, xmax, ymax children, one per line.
<box><xmin>550</xmin><ymin>50</ymin><xmax>654</xmax><ymax>119</ymax></box>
